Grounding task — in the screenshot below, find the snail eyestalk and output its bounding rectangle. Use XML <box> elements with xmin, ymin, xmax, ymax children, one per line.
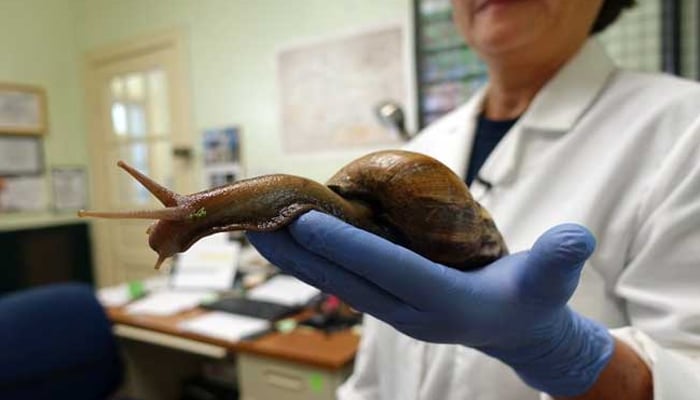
<box><xmin>78</xmin><ymin>161</ymin><xmax>189</xmax><ymax>221</ymax></box>
<box><xmin>117</xmin><ymin>160</ymin><xmax>182</xmax><ymax>207</ymax></box>
<box><xmin>77</xmin><ymin>206</ymin><xmax>188</xmax><ymax>221</ymax></box>
<box><xmin>154</xmin><ymin>254</ymin><xmax>168</xmax><ymax>270</ymax></box>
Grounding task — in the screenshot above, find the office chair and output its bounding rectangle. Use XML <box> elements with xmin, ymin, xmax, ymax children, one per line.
<box><xmin>0</xmin><ymin>282</ymin><xmax>124</xmax><ymax>400</ymax></box>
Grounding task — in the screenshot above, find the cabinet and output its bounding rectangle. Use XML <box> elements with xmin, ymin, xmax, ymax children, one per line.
<box><xmin>238</xmin><ymin>353</ymin><xmax>351</xmax><ymax>400</ymax></box>
<box><xmin>414</xmin><ymin>0</ymin><xmax>487</xmax><ymax>128</ymax></box>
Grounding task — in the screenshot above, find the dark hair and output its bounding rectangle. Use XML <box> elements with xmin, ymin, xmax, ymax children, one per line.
<box><xmin>591</xmin><ymin>0</ymin><xmax>637</xmax><ymax>34</ymax></box>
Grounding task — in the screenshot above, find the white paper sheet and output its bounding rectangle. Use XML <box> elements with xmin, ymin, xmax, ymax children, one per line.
<box><xmin>179</xmin><ymin>311</ymin><xmax>270</xmax><ymax>342</ymax></box>
<box><xmin>97</xmin><ymin>284</ymin><xmax>132</xmax><ymax>307</ymax></box>
<box><xmin>96</xmin><ymin>276</ymin><xmax>170</xmax><ymax>308</ymax></box>
<box><xmin>170</xmin><ymin>233</ymin><xmax>240</xmax><ymax>290</ymax></box>
<box><xmin>246</xmin><ymin>275</ymin><xmax>320</xmax><ymax>306</ymax></box>
<box><xmin>125</xmin><ymin>290</ymin><xmax>217</xmax><ymax>316</ymax></box>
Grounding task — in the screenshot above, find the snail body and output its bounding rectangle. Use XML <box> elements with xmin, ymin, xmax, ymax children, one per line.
<box><xmin>79</xmin><ymin>150</ymin><xmax>507</xmax><ymax>270</ymax></box>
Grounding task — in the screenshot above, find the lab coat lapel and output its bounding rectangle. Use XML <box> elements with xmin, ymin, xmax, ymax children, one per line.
<box><xmin>477</xmin><ymin>39</ymin><xmax>617</xmax><ymax>187</ymax></box>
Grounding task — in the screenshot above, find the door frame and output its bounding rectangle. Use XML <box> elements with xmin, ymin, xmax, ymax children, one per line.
<box><xmin>84</xmin><ymin>29</ymin><xmax>194</xmax><ymax>286</ymax></box>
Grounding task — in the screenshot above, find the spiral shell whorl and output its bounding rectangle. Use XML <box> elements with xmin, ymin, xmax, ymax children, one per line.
<box><xmin>326</xmin><ymin>150</ymin><xmax>508</xmax><ymax>270</ymax></box>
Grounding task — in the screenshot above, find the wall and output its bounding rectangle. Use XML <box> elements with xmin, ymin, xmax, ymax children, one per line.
<box><xmin>2</xmin><ymin>0</ymin><xmax>694</xmax><ymax>230</ymax></box>
<box><xmin>0</xmin><ymin>0</ymin><xmax>87</xmax><ymax>230</ymax></box>
<box><xmin>75</xmin><ymin>0</ymin><xmax>412</xmax><ymax>182</ymax></box>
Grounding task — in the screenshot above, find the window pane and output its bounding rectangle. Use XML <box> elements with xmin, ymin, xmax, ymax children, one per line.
<box><xmin>111</xmin><ymin>102</ymin><xmax>127</xmax><ymax>135</ymax></box>
<box><xmin>127</xmin><ymin>104</ymin><xmax>146</xmax><ymax>137</ymax></box>
<box><xmin>116</xmin><ymin>143</ymin><xmax>149</xmax><ymax>205</ymax></box>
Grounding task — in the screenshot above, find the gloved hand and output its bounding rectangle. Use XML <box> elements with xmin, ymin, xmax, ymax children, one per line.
<box><xmin>247</xmin><ymin>211</ymin><xmax>615</xmax><ymax>397</ymax></box>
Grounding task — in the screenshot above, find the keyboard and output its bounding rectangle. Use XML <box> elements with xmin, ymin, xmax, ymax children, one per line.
<box><xmin>203</xmin><ymin>297</ymin><xmax>301</xmax><ymax>321</ymax></box>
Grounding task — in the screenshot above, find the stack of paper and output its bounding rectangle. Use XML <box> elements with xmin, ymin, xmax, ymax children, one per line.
<box><xmin>97</xmin><ymin>276</ymin><xmax>170</xmax><ymax>308</ymax></box>
<box><xmin>180</xmin><ymin>311</ymin><xmax>270</xmax><ymax>342</ymax></box>
<box><xmin>246</xmin><ymin>275</ymin><xmax>320</xmax><ymax>306</ymax></box>
<box><xmin>171</xmin><ymin>233</ymin><xmax>240</xmax><ymax>290</ymax></box>
<box><xmin>125</xmin><ymin>290</ymin><xmax>217</xmax><ymax>316</ymax></box>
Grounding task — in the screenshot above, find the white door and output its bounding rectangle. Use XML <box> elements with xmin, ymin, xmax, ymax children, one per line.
<box><xmin>85</xmin><ymin>31</ymin><xmax>194</xmax><ymax>285</ymax></box>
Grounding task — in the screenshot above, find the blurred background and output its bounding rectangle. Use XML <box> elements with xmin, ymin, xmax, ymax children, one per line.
<box><xmin>0</xmin><ymin>1</ymin><xmax>697</xmax><ymax>399</ymax></box>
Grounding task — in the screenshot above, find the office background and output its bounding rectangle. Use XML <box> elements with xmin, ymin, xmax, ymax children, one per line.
<box><xmin>0</xmin><ymin>0</ymin><xmax>698</xmax><ymax>282</ymax></box>
<box><xmin>0</xmin><ymin>1</ymin><xmax>698</xmax><ymax>399</ymax></box>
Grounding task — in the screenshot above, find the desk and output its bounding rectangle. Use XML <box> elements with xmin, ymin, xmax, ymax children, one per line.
<box><xmin>107</xmin><ymin>305</ymin><xmax>359</xmax><ymax>400</ymax></box>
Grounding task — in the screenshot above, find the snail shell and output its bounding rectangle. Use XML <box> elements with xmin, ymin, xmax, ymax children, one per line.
<box><xmin>78</xmin><ymin>150</ymin><xmax>508</xmax><ymax>270</ymax></box>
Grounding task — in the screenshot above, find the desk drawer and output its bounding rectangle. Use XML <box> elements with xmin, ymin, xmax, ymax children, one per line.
<box><xmin>238</xmin><ymin>353</ymin><xmax>351</xmax><ymax>400</ymax></box>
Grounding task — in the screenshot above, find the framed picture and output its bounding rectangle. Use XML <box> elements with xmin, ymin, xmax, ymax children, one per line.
<box><xmin>0</xmin><ymin>135</ymin><xmax>44</xmax><ymax>175</ymax></box>
<box><xmin>0</xmin><ymin>83</ymin><xmax>48</xmax><ymax>135</ymax></box>
<box><xmin>51</xmin><ymin>167</ymin><xmax>88</xmax><ymax>211</ymax></box>
<box><xmin>0</xmin><ymin>176</ymin><xmax>47</xmax><ymax>213</ymax></box>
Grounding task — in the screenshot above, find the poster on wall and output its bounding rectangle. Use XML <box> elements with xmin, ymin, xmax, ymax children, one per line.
<box><xmin>278</xmin><ymin>25</ymin><xmax>407</xmax><ymax>153</ymax></box>
<box><xmin>202</xmin><ymin>126</ymin><xmax>242</xmax><ymax>188</ymax></box>
<box><xmin>0</xmin><ymin>176</ymin><xmax>47</xmax><ymax>212</ymax></box>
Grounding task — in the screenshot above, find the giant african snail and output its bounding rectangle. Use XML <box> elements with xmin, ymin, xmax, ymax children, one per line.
<box><xmin>78</xmin><ymin>150</ymin><xmax>508</xmax><ymax>270</ymax></box>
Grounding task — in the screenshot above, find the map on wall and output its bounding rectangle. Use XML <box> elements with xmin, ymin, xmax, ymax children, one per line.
<box><xmin>278</xmin><ymin>25</ymin><xmax>406</xmax><ymax>153</ymax></box>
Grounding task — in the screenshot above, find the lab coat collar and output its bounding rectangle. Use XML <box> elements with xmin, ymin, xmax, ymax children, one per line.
<box><xmin>519</xmin><ymin>39</ymin><xmax>617</xmax><ymax>132</ymax></box>
<box><xmin>473</xmin><ymin>39</ymin><xmax>617</xmax><ymax>191</ymax></box>
<box><xmin>408</xmin><ymin>40</ymin><xmax>615</xmax><ymax>186</ymax></box>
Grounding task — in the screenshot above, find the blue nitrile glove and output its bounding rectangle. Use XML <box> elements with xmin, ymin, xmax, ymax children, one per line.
<box><xmin>247</xmin><ymin>211</ymin><xmax>615</xmax><ymax>397</ymax></box>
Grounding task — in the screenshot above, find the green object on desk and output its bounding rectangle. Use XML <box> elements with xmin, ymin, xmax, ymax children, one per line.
<box><xmin>308</xmin><ymin>373</ymin><xmax>325</xmax><ymax>393</ymax></box>
<box><xmin>200</xmin><ymin>293</ymin><xmax>219</xmax><ymax>304</ymax></box>
<box><xmin>276</xmin><ymin>318</ymin><xmax>297</xmax><ymax>334</ymax></box>
<box><xmin>127</xmin><ymin>281</ymin><xmax>145</xmax><ymax>299</ymax></box>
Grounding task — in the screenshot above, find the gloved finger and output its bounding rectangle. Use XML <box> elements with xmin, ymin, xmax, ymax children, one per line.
<box><xmin>246</xmin><ymin>231</ymin><xmax>412</xmax><ymax>319</ymax></box>
<box><xmin>287</xmin><ymin>210</ymin><xmax>459</xmax><ymax>310</ymax></box>
<box><xmin>518</xmin><ymin>223</ymin><xmax>596</xmax><ymax>304</ymax></box>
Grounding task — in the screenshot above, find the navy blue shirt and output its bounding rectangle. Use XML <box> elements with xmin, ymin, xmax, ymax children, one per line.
<box><xmin>465</xmin><ymin>114</ymin><xmax>519</xmax><ymax>186</ymax></box>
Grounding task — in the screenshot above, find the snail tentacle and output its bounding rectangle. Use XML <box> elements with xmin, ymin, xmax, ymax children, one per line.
<box><xmin>77</xmin><ymin>206</ymin><xmax>188</xmax><ymax>221</ymax></box>
<box><xmin>117</xmin><ymin>160</ymin><xmax>182</xmax><ymax>207</ymax></box>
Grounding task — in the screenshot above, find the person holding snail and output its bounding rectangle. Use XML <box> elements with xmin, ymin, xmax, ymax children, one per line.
<box><xmin>247</xmin><ymin>0</ymin><xmax>700</xmax><ymax>399</ymax></box>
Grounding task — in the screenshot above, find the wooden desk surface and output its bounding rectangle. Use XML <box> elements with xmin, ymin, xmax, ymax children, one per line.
<box><xmin>107</xmin><ymin>306</ymin><xmax>359</xmax><ymax>370</ymax></box>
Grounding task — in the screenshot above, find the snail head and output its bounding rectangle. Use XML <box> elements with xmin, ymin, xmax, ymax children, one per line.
<box><xmin>78</xmin><ymin>161</ymin><xmax>208</xmax><ymax>270</ymax></box>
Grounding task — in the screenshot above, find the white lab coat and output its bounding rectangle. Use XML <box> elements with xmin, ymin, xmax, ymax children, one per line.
<box><xmin>337</xmin><ymin>39</ymin><xmax>700</xmax><ymax>400</ymax></box>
